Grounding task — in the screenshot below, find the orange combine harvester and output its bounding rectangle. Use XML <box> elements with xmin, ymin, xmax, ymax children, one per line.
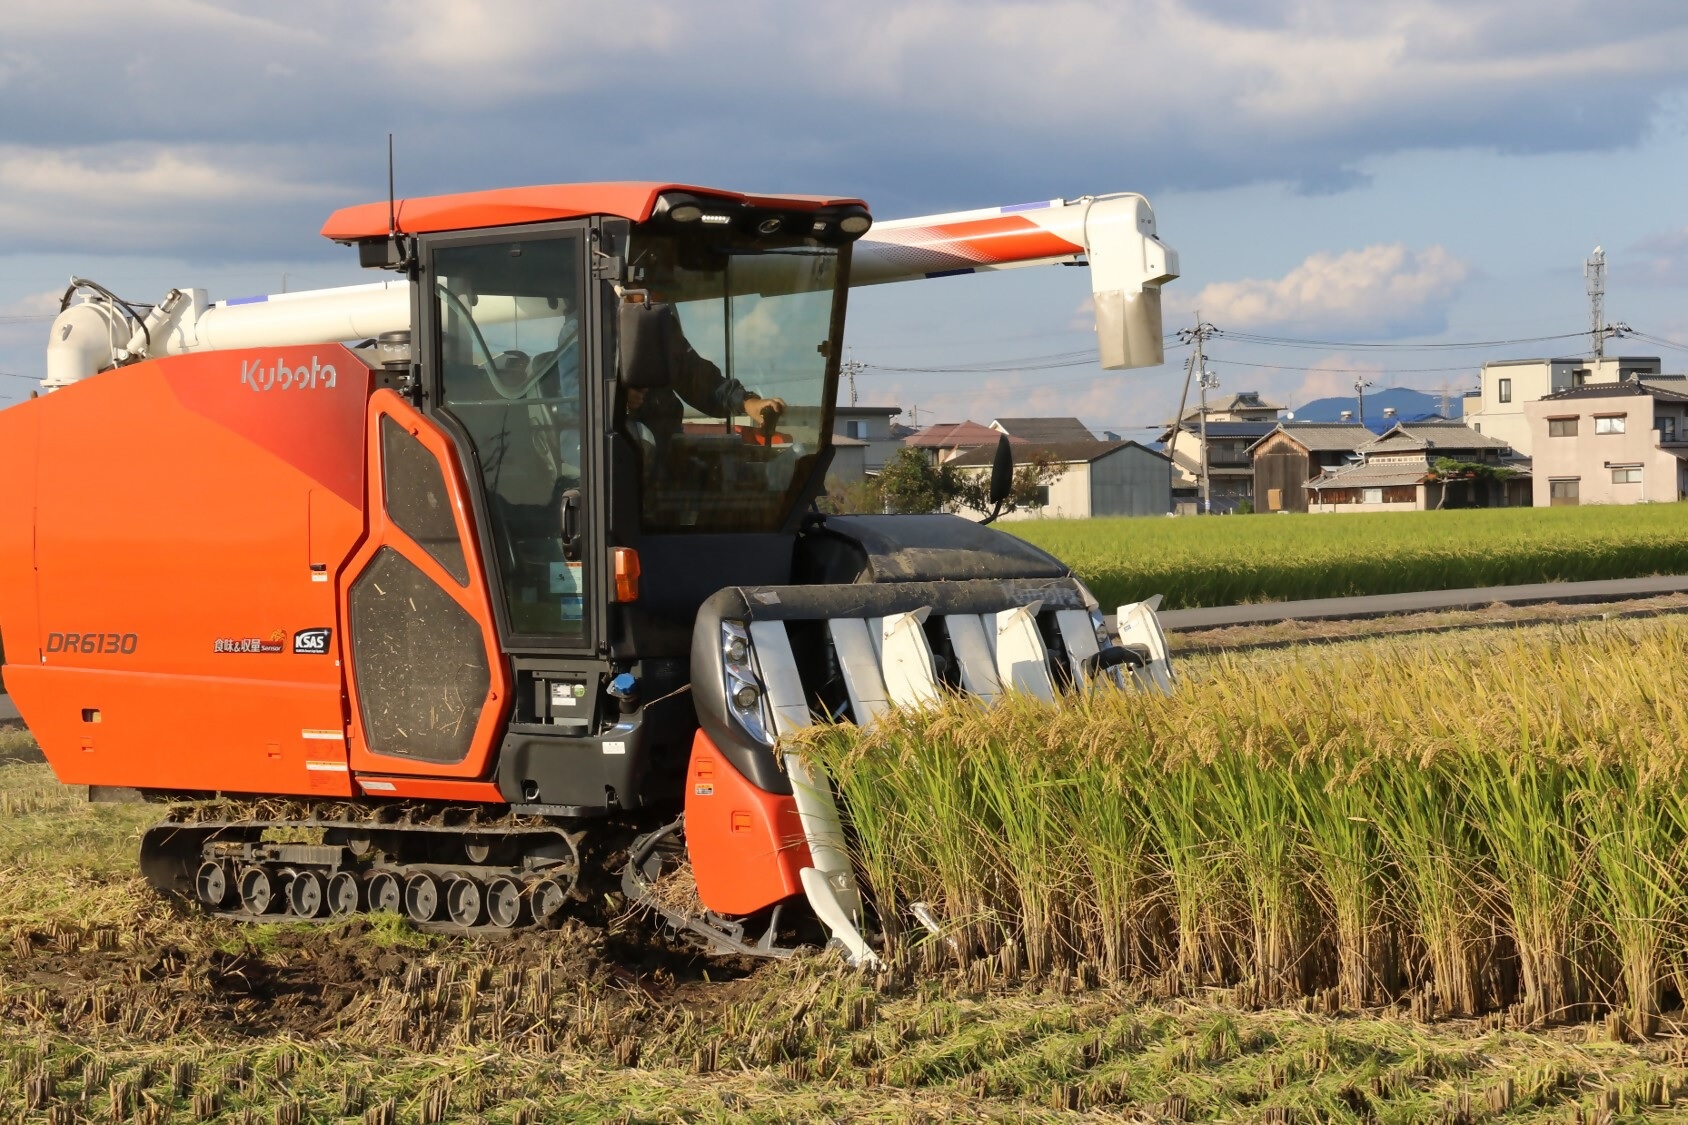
<box><xmin>0</xmin><ymin>181</ymin><xmax>1178</xmax><ymax>960</ymax></box>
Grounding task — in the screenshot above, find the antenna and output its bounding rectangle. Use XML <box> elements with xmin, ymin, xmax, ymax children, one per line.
<box><xmin>387</xmin><ymin>133</ymin><xmax>397</xmax><ymax>238</ymax></box>
<box><xmin>1585</xmin><ymin>246</ymin><xmax>1605</xmax><ymax>359</ymax></box>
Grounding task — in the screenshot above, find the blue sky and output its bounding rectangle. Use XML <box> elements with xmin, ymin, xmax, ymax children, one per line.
<box><xmin>4</xmin><ymin>0</ymin><xmax>1688</xmax><ymax>440</ymax></box>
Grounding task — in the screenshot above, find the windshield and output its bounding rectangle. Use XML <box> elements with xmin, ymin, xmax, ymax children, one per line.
<box><xmin>626</xmin><ymin>231</ymin><xmax>842</xmax><ymax>533</ymax></box>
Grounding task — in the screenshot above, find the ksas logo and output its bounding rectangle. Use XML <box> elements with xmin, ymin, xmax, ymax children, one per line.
<box><xmin>293</xmin><ymin>628</ymin><xmax>332</xmax><ymax>655</ymax></box>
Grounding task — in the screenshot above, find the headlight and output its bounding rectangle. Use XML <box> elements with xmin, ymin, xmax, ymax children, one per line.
<box><xmin>721</xmin><ymin>620</ymin><xmax>774</xmax><ymax>745</ymax></box>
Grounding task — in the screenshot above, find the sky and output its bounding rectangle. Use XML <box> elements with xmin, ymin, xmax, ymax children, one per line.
<box><xmin>5</xmin><ymin>0</ymin><xmax>1688</xmax><ymax>442</ymax></box>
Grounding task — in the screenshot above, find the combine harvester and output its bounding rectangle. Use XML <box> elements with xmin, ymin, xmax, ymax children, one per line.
<box><xmin>0</xmin><ymin>182</ymin><xmax>1178</xmax><ymax>964</ymax></box>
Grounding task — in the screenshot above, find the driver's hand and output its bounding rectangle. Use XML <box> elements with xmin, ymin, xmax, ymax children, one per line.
<box><xmin>741</xmin><ymin>395</ymin><xmax>786</xmax><ymax>422</ymax></box>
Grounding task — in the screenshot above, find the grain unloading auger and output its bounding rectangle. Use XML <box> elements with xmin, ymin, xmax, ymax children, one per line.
<box><xmin>0</xmin><ymin>182</ymin><xmax>1178</xmax><ymax>964</ymax></box>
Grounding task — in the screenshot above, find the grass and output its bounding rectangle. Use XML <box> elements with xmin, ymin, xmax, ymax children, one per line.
<box><xmin>1007</xmin><ymin>504</ymin><xmax>1688</xmax><ymax>609</ymax></box>
<box><xmin>12</xmin><ymin>616</ymin><xmax>1688</xmax><ymax>1119</ymax></box>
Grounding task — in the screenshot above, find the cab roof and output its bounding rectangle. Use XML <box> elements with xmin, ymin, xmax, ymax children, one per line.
<box><xmin>321</xmin><ymin>182</ymin><xmax>868</xmax><ymax>242</ymax></box>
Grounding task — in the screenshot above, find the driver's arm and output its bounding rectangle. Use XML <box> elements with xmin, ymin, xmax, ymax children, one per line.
<box><xmin>669</xmin><ymin>328</ymin><xmax>783</xmax><ymax>422</ymax></box>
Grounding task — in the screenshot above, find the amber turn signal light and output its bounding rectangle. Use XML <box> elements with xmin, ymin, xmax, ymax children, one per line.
<box><xmin>612</xmin><ymin>547</ymin><xmax>641</xmax><ymax>603</ymax></box>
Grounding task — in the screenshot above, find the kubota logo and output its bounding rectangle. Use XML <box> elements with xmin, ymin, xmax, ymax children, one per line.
<box><xmin>240</xmin><ymin>356</ymin><xmax>338</xmax><ymax>391</ymax></box>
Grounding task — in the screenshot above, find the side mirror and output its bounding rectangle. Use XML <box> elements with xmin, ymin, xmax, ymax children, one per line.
<box><xmin>989</xmin><ymin>433</ymin><xmax>1015</xmax><ymax>507</ymax></box>
<box><xmin>618</xmin><ymin>301</ymin><xmax>680</xmax><ymax>390</ymax></box>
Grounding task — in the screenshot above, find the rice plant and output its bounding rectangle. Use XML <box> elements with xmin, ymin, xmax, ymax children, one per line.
<box><xmin>801</xmin><ymin>615</ymin><xmax>1688</xmax><ymax>1032</ymax></box>
<box><xmin>1008</xmin><ymin>503</ymin><xmax>1688</xmax><ymax>609</ymax></box>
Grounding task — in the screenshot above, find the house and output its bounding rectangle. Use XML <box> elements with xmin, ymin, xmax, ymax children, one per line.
<box><xmin>989</xmin><ymin>416</ymin><xmax>1097</xmax><ymax>444</ymax></box>
<box><xmin>1155</xmin><ymin>391</ymin><xmax>1283</xmax><ymax>513</ymax></box>
<box><xmin>1462</xmin><ymin>356</ymin><xmax>1661</xmax><ymax>456</ymax></box>
<box><xmin>825</xmin><ymin>435</ymin><xmax>871</xmax><ymax>485</ymax></box>
<box><xmin>1306</xmin><ymin>422</ymin><xmax>1527</xmax><ymax>512</ymax></box>
<box><xmin>948</xmin><ymin>440</ymin><xmax>1171</xmax><ymax>519</ymax></box>
<box><xmin>1248</xmin><ymin>423</ymin><xmax>1371</xmax><ymax>513</ymax></box>
<box><xmin>831</xmin><ymin>404</ymin><xmax>904</xmax><ymax>473</ymax></box>
<box><xmin>904</xmin><ymin>420</ymin><xmax>1017</xmax><ymax>464</ymax></box>
<box><xmin>1523</xmin><ymin>379</ymin><xmax>1688</xmax><ymax>505</ymax></box>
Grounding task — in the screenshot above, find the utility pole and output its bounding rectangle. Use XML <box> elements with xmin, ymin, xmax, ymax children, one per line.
<box><xmin>841</xmin><ymin>349</ymin><xmax>863</xmax><ymax>407</ymax></box>
<box><xmin>1173</xmin><ymin>316</ymin><xmax>1221</xmax><ymax>514</ymax></box>
<box><xmin>1586</xmin><ymin>247</ymin><xmax>1606</xmax><ymax>359</ymax></box>
<box><xmin>1197</xmin><ymin>363</ymin><xmax>1219</xmax><ymax>513</ymax></box>
<box><xmin>1354</xmin><ymin>378</ymin><xmax>1374</xmax><ymax>431</ymax></box>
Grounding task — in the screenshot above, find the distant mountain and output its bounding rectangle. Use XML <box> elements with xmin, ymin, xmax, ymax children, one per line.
<box><xmin>1287</xmin><ymin>387</ymin><xmax>1458</xmax><ymax>431</ymax></box>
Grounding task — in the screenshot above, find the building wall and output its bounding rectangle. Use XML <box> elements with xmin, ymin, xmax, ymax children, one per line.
<box><xmin>833</xmin><ymin>409</ymin><xmax>902</xmax><ymax>471</ymax></box>
<box><xmin>1464</xmin><ymin>357</ymin><xmax>1658</xmax><ymax>457</ymax></box>
<box><xmin>1252</xmin><ymin>433</ymin><xmax>1312</xmax><ymax>513</ymax></box>
<box><xmin>826</xmin><ymin>443</ymin><xmax>868</xmax><ymax>485</ymax></box>
<box><xmin>1310</xmin><ymin>485</ymin><xmax>1423</xmax><ymax>514</ymax></box>
<box><xmin>1089</xmin><ymin>446</ymin><xmax>1173</xmax><ymax>516</ymax></box>
<box><xmin>990</xmin><ymin>463</ymin><xmax>1092</xmax><ymax>521</ymax></box>
<box><xmin>1524</xmin><ymin>395</ymin><xmax>1687</xmax><ymax>505</ymax></box>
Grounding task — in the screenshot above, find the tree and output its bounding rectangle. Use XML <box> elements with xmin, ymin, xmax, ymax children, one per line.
<box><xmin>953</xmin><ymin>449</ymin><xmax>1065</xmax><ymax>518</ymax></box>
<box><xmin>1430</xmin><ymin>457</ymin><xmax>1517</xmax><ymax>510</ymax></box>
<box><xmin>871</xmin><ymin>447</ymin><xmax>962</xmax><ymax>514</ymax></box>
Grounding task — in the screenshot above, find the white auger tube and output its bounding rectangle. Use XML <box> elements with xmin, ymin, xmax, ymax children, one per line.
<box><xmin>853</xmin><ymin>193</ymin><xmax>1179</xmax><ymax>369</ymax></box>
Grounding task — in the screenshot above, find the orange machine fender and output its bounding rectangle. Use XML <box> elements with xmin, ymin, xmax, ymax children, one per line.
<box><xmin>684</xmin><ymin>730</ymin><xmax>811</xmax><ymax>916</ymax></box>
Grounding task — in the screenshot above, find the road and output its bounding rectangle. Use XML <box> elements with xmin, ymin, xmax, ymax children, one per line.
<box><xmin>1150</xmin><ymin>573</ymin><xmax>1688</xmax><ymax>631</ymax></box>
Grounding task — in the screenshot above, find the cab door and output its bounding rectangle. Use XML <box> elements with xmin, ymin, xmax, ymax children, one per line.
<box><xmin>420</xmin><ymin>223</ymin><xmax>603</xmax><ymax>655</ymax></box>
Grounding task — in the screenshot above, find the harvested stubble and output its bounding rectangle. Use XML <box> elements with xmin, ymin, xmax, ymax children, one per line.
<box><xmin>801</xmin><ymin>615</ymin><xmax>1688</xmax><ymax>1037</ymax></box>
<box><xmin>1008</xmin><ymin>504</ymin><xmax>1688</xmax><ymax>610</ymax></box>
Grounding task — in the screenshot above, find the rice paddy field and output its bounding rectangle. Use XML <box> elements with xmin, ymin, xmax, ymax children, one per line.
<box><xmin>1007</xmin><ymin>505</ymin><xmax>1688</xmax><ymax>610</ymax></box>
<box><xmin>10</xmin><ymin>617</ymin><xmax>1688</xmax><ymax>1120</ymax></box>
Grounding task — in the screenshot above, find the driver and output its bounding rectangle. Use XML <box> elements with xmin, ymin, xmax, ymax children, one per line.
<box><xmin>622</xmin><ymin>294</ymin><xmax>785</xmax><ymax>453</ymax></box>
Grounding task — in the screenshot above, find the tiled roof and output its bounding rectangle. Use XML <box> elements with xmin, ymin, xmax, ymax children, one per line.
<box><xmin>1179</xmin><ymin>392</ymin><xmax>1283</xmax><ymax>419</ymax></box>
<box><xmin>1249</xmin><ymin>422</ymin><xmax>1372</xmax><ymax>454</ymax></box>
<box><xmin>904</xmin><ymin>421</ymin><xmax>1017</xmax><ymax>448</ymax></box>
<box><xmin>1540</xmin><ymin>380</ymin><xmax>1688</xmax><ymax>404</ymax></box>
<box><xmin>1309</xmin><ymin>462</ymin><xmax>1429</xmax><ymax>490</ymax></box>
<box><xmin>949</xmin><ymin>439</ymin><xmax>1167</xmax><ymax>468</ymax></box>
<box><xmin>990</xmin><ymin>417</ymin><xmax>1097</xmax><ymax>443</ymax></box>
<box><xmin>1360</xmin><ymin>422</ymin><xmax>1510</xmax><ymax>452</ymax></box>
<box><xmin>1160</xmin><ymin>420</ymin><xmax>1279</xmax><ymax>439</ymax></box>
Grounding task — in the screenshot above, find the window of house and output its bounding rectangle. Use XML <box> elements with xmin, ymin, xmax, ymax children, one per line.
<box><xmin>845</xmin><ymin>419</ymin><xmax>869</xmax><ymax>439</ymax></box>
<box><xmin>1595</xmin><ymin>415</ymin><xmax>1626</xmax><ymax>435</ymax></box>
<box><xmin>1497</xmin><ymin>378</ymin><xmax>1512</xmax><ymax>404</ymax></box>
<box><xmin>1549</xmin><ymin>479</ymin><xmax>1580</xmax><ymax>506</ymax></box>
<box><xmin>1473</xmin><ymin>423</ymin><xmax>1481</xmax><ymax>434</ymax></box>
<box><xmin>1030</xmin><ymin>486</ymin><xmax>1050</xmax><ymax>507</ymax></box>
<box><xmin>1362</xmin><ymin>487</ymin><xmax>1383</xmax><ymax>504</ymax></box>
<box><xmin>1660</xmin><ymin>416</ymin><xmax>1677</xmax><ymax>443</ymax></box>
<box><xmin>1612</xmin><ymin>466</ymin><xmax>1642</xmax><ymax>484</ymax></box>
<box><xmin>1548</xmin><ymin>417</ymin><xmax>1578</xmax><ymax>437</ymax></box>
<box><xmin>1573</xmin><ymin>369</ymin><xmax>1591</xmax><ymax>387</ymax></box>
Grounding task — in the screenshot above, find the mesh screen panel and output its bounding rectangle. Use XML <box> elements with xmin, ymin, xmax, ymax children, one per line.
<box><xmin>381</xmin><ymin>415</ymin><xmax>470</xmax><ymax>586</ymax></box>
<box><xmin>350</xmin><ymin>546</ymin><xmax>489</xmax><ymax>763</ymax></box>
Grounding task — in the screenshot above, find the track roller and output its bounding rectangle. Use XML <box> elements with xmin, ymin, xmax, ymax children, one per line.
<box><xmin>404</xmin><ymin>873</ymin><xmax>442</xmax><ymax>922</ymax></box>
<box><xmin>368</xmin><ymin>871</ymin><xmax>402</xmax><ymax>914</ymax></box>
<box><xmin>328</xmin><ymin>871</ymin><xmax>362</xmax><ymax>917</ymax></box>
<box><xmin>531</xmin><ymin>877</ymin><xmax>568</xmax><ymax>927</ymax></box>
<box><xmin>195</xmin><ymin>861</ymin><xmax>233</xmax><ymax>909</ymax></box>
<box><xmin>288</xmin><ymin>870</ymin><xmax>328</xmax><ymax>918</ymax></box>
<box><xmin>445</xmin><ymin>876</ymin><xmax>484</xmax><ymax>927</ymax></box>
<box><xmin>486</xmin><ymin>876</ymin><xmax>524</xmax><ymax>930</ymax></box>
<box><xmin>238</xmin><ymin>865</ymin><xmax>281</xmax><ymax>915</ymax></box>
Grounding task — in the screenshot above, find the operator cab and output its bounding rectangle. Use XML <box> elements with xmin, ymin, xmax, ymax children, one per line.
<box><xmin>333</xmin><ymin>184</ymin><xmax>873</xmax><ymax>815</ymax></box>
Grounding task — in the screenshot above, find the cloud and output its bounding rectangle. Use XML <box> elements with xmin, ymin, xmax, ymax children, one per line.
<box><xmin>0</xmin><ymin>144</ymin><xmax>349</xmax><ymax>256</ymax></box>
<box><xmin>1623</xmin><ymin>227</ymin><xmax>1688</xmax><ymax>287</ymax></box>
<box><xmin>0</xmin><ymin>0</ymin><xmax>1683</xmax><ymax>262</ymax></box>
<box><xmin>1186</xmin><ymin>244</ymin><xmax>1470</xmax><ymax>337</ymax></box>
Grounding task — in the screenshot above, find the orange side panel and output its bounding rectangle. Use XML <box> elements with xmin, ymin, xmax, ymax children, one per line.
<box><xmin>341</xmin><ymin>391</ymin><xmax>510</xmax><ymax>780</ymax></box>
<box><xmin>684</xmin><ymin>730</ymin><xmax>810</xmax><ymax>916</ymax></box>
<box><xmin>0</xmin><ymin>402</ymin><xmax>40</xmax><ymax>672</ymax></box>
<box><xmin>13</xmin><ymin>347</ymin><xmax>370</xmax><ymax>797</ymax></box>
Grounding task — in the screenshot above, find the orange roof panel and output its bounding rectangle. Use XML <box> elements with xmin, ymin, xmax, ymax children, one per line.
<box><xmin>321</xmin><ymin>182</ymin><xmax>868</xmax><ymax>241</ymax></box>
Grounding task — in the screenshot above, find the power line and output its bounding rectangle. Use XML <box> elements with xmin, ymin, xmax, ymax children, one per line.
<box><xmin>1209</xmin><ymin>358</ymin><xmax>1483</xmax><ymax>376</ymax></box>
<box><xmin>0</xmin><ymin>371</ymin><xmax>42</xmax><ymax>382</ymax></box>
<box><xmin>1218</xmin><ymin>330</ymin><xmax>1593</xmax><ymax>351</ymax></box>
